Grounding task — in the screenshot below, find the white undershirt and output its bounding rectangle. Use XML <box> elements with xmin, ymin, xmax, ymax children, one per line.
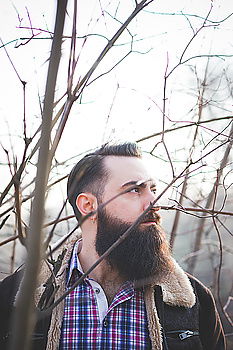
<box><xmin>71</xmin><ymin>240</ymin><xmax>109</xmax><ymax>323</ymax></box>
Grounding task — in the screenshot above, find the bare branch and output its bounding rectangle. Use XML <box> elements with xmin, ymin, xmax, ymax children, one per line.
<box><xmin>10</xmin><ymin>1</ymin><xmax>68</xmax><ymax>349</ymax></box>
<box><xmin>160</xmin><ymin>205</ymin><xmax>233</xmax><ymax>219</ymax></box>
<box><xmin>136</xmin><ymin>116</ymin><xmax>233</xmax><ymax>143</ymax></box>
<box><xmin>212</xmin><ymin>217</ymin><xmax>233</xmax><ymax>327</ymax></box>
<box><xmin>143</xmin><ymin>10</ymin><xmax>233</xmax><ymax>25</ymax></box>
<box><xmin>48</xmin><ymin>0</ymin><xmax>155</xmax><ymax>166</ymax></box>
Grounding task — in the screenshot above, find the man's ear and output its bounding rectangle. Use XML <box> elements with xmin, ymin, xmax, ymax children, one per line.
<box><xmin>76</xmin><ymin>192</ymin><xmax>98</xmax><ymax>218</ymax></box>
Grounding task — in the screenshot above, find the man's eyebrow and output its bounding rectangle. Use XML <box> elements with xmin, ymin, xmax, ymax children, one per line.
<box><xmin>121</xmin><ymin>180</ymin><xmax>142</xmax><ymax>189</ymax></box>
<box><xmin>121</xmin><ymin>179</ymin><xmax>155</xmax><ymax>189</ymax></box>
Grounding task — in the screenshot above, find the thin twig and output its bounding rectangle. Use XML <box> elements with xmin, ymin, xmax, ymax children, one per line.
<box><xmin>212</xmin><ymin>217</ymin><xmax>232</xmax><ymax>327</ymax></box>
<box><xmin>136</xmin><ymin>116</ymin><xmax>233</xmax><ymax>143</ymax></box>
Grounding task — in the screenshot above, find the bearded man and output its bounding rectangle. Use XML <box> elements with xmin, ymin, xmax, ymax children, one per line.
<box><xmin>0</xmin><ymin>143</ymin><xmax>226</xmax><ymax>349</ymax></box>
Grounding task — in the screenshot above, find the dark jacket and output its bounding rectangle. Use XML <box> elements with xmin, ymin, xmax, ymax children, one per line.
<box><xmin>0</xmin><ymin>269</ymin><xmax>225</xmax><ymax>350</ymax></box>
<box><xmin>0</xmin><ymin>235</ymin><xmax>226</xmax><ymax>350</ymax></box>
<box><xmin>155</xmin><ymin>275</ymin><xmax>226</xmax><ymax>350</ymax></box>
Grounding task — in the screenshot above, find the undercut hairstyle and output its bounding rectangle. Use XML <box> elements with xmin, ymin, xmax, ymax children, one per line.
<box><xmin>67</xmin><ymin>142</ymin><xmax>142</xmax><ymax>222</ymax></box>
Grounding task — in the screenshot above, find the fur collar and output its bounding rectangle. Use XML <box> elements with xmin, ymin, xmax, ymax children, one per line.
<box><xmin>44</xmin><ymin>236</ymin><xmax>196</xmax><ymax>307</ymax></box>
<box><xmin>156</xmin><ymin>258</ymin><xmax>196</xmax><ymax>308</ymax></box>
<box><xmin>16</xmin><ymin>234</ymin><xmax>195</xmax><ymax>309</ymax></box>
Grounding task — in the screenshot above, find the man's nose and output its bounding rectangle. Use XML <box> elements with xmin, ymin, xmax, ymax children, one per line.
<box><xmin>142</xmin><ymin>190</ymin><xmax>157</xmax><ymax>211</ymax></box>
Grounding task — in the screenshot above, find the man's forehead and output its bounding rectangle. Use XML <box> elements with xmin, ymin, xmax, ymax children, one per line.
<box><xmin>104</xmin><ymin>156</ymin><xmax>155</xmax><ymax>184</ymax></box>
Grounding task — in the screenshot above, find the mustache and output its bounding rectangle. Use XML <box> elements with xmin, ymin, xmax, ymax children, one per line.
<box><xmin>141</xmin><ymin>210</ymin><xmax>161</xmax><ymax>224</ymax></box>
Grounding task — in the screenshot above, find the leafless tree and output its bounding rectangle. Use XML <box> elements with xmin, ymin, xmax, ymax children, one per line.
<box><xmin>0</xmin><ymin>0</ymin><xmax>232</xmax><ymax>348</ymax></box>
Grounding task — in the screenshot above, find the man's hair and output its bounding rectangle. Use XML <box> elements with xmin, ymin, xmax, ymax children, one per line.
<box><xmin>67</xmin><ymin>142</ymin><xmax>142</xmax><ymax>221</ymax></box>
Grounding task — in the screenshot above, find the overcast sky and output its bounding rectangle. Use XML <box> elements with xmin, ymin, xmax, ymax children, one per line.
<box><xmin>0</xmin><ymin>0</ymin><xmax>232</xmax><ymax>196</ymax></box>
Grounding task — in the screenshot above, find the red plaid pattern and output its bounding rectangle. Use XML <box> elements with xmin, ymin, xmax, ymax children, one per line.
<box><xmin>59</xmin><ymin>243</ymin><xmax>151</xmax><ymax>349</ymax></box>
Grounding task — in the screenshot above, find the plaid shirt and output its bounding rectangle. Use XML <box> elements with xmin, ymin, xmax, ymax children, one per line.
<box><xmin>59</xmin><ymin>241</ymin><xmax>151</xmax><ymax>349</ymax></box>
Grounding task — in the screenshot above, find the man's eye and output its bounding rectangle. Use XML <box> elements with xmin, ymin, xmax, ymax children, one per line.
<box><xmin>130</xmin><ymin>187</ymin><xmax>140</xmax><ymax>193</ymax></box>
<box><xmin>151</xmin><ymin>188</ymin><xmax>156</xmax><ymax>194</ymax></box>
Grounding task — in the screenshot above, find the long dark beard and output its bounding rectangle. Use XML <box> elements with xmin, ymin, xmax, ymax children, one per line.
<box><xmin>95</xmin><ymin>208</ymin><xmax>173</xmax><ymax>285</ymax></box>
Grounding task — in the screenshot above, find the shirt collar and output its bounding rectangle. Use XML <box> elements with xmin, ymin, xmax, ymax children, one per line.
<box><xmin>67</xmin><ymin>239</ymin><xmax>136</xmax><ymax>293</ymax></box>
<box><xmin>67</xmin><ymin>239</ymin><xmax>83</xmax><ymax>284</ymax></box>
